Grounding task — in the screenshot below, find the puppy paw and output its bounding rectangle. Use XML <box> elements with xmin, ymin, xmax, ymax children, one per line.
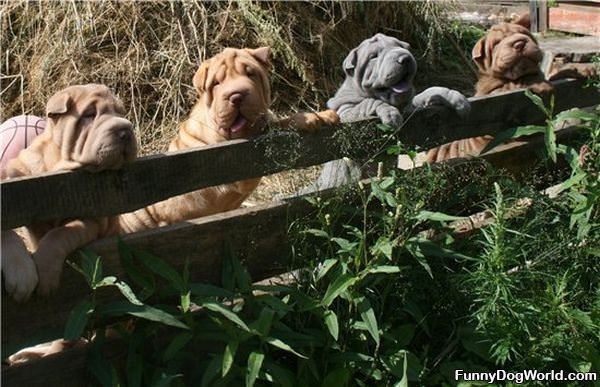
<box><xmin>285</xmin><ymin>109</ymin><xmax>340</xmax><ymax>133</ymax></box>
<box><xmin>2</xmin><ymin>231</ymin><xmax>38</xmax><ymax>302</ymax></box>
<box><xmin>444</xmin><ymin>90</ymin><xmax>471</xmax><ymax>118</ymax></box>
<box><xmin>3</xmin><ymin>255</ymin><xmax>38</xmax><ymax>303</ymax></box>
<box><xmin>376</xmin><ymin>105</ymin><xmax>403</xmax><ymax>127</ymax></box>
<box><xmin>7</xmin><ymin>339</ymin><xmax>80</xmax><ymax>365</ymax></box>
<box><xmin>549</xmin><ymin>63</ymin><xmax>598</xmax><ymax>81</ymax></box>
<box><xmin>412</xmin><ymin>87</ymin><xmax>471</xmax><ymax>118</ymax></box>
<box><xmin>528</xmin><ymin>81</ymin><xmax>554</xmax><ymax>96</ymax></box>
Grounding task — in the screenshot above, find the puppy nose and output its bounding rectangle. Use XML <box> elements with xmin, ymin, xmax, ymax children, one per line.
<box><xmin>118</xmin><ymin>129</ymin><xmax>131</xmax><ymax>141</ymax></box>
<box><xmin>229</xmin><ymin>92</ymin><xmax>245</xmax><ymax>106</ymax></box>
<box><xmin>513</xmin><ymin>40</ymin><xmax>526</xmax><ymax>51</ymax></box>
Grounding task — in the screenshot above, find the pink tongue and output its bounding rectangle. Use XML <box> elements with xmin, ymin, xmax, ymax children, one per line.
<box><xmin>392</xmin><ymin>80</ymin><xmax>410</xmax><ymax>94</ymax></box>
<box><xmin>230</xmin><ymin>116</ymin><xmax>248</xmax><ymax>133</ymax></box>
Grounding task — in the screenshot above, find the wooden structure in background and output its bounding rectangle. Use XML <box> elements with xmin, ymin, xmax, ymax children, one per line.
<box><xmin>531</xmin><ymin>0</ymin><xmax>600</xmax><ymax>36</ymax></box>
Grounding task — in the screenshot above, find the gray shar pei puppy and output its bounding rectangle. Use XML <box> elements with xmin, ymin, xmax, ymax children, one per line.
<box><xmin>313</xmin><ymin>33</ymin><xmax>471</xmax><ymax>190</ymax></box>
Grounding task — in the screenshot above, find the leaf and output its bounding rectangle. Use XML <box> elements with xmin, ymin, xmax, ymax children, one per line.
<box><xmin>224</xmin><ymin>242</ymin><xmax>251</xmax><ymax>293</ymax></box>
<box><xmin>264</xmin><ymin>361</ymin><xmax>295</xmax><ymax>387</ymax></box>
<box><xmin>180</xmin><ymin>291</ymin><xmax>191</xmax><ymax>313</ymax></box>
<box><xmin>265</xmin><ymin>337</ymin><xmax>308</xmax><ymax>359</ymax></box>
<box><xmin>153</xmin><ymin>373</ymin><xmax>183</xmax><ymax>387</ymax></box>
<box><xmin>554</xmin><ymin>108</ymin><xmax>596</xmax><ymax>123</ymax></box>
<box><xmin>525</xmin><ymin>88</ymin><xmax>551</xmax><ymax>117</ymax></box>
<box><xmin>118</xmin><ymin>239</ymin><xmax>155</xmax><ymax>298</ymax></box>
<box><xmin>89</xmin><ymin>337</ymin><xmax>119</xmax><ymax>387</ymax></box>
<box><xmin>255</xmin><ymin>294</ymin><xmax>293</xmax><ymax>313</ymax></box>
<box><xmin>414</xmin><ymin>210</ymin><xmax>465</xmax><ymax>222</ymax></box>
<box><xmin>356</xmin><ymin>297</ymin><xmax>379</xmax><ymax>345</ymax></box>
<box><xmin>404</xmin><ymin>300</ymin><xmax>430</xmax><ymax>336</ymax></box>
<box><xmin>201</xmin><ymin>301</ymin><xmax>250</xmax><ymax>332</ymax></box>
<box><xmin>322</xmin><ymin>273</ymin><xmax>358</xmax><ymax>307</ymax></box>
<box><xmin>222</xmin><ymin>341</ymin><xmax>238</xmax><ymax>377</ymax></box>
<box><xmin>250</xmin><ymin>307</ymin><xmax>275</xmax><ymax>336</ymax></box>
<box><xmin>201</xmin><ymin>355</ymin><xmax>223</xmax><ymax>387</ymax></box>
<box><xmin>64</xmin><ymin>299</ymin><xmax>94</xmax><ymax>340</ymax></box>
<box><xmin>557</xmin><ymin>172</ymin><xmax>587</xmax><ymax>194</ymax></box>
<box><xmin>136</xmin><ymin>250</ymin><xmax>185</xmax><ymax>292</ymax></box>
<box><xmin>317</xmin><ymin>259</ymin><xmax>338</xmax><ymax>281</ymax></box>
<box><xmin>98</xmin><ymin>301</ymin><xmax>188</xmax><ymax>329</ymax></box>
<box><xmin>323</xmin><ymin>310</ymin><xmax>339</xmax><ymax>340</ymax></box>
<box><xmin>398</xmin><ymin>351</ymin><xmax>408</xmax><ymax>387</ymax></box>
<box><xmin>481</xmin><ymin>125</ymin><xmax>545</xmax><ymax>153</ymax></box>
<box><xmin>544</xmin><ymin>121</ymin><xmax>557</xmax><ymax>162</ymax></box>
<box><xmin>246</xmin><ymin>351</ymin><xmax>265</xmax><ymax>387</ymax></box>
<box><xmin>331</xmin><ymin>237</ymin><xmax>357</xmax><ymax>253</ymax></box>
<box><xmin>163</xmin><ymin>332</ymin><xmax>193</xmax><ymax>361</ymax></box>
<box><xmin>304</xmin><ymin>228</ymin><xmax>329</xmax><ymax>238</ymax></box>
<box><xmin>367</xmin><ymin>265</ymin><xmax>402</xmax><ymax>274</ymax></box>
<box><xmin>404</xmin><ymin>239</ymin><xmax>433</xmax><ymax>279</ymax></box>
<box><xmin>322</xmin><ymin>368</ymin><xmax>350</xmax><ymax>387</ymax></box>
<box><xmin>114</xmin><ymin>280</ymin><xmax>143</xmax><ymax>305</ymax></box>
<box><xmin>371</xmin><ymin>237</ymin><xmax>394</xmax><ymax>259</ymax></box>
<box><xmin>79</xmin><ymin>249</ymin><xmax>103</xmax><ymax>288</ymax></box>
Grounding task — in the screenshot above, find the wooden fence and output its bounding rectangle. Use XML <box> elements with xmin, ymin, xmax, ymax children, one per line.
<box><xmin>1</xmin><ymin>78</ymin><xmax>599</xmax><ymax>386</ymax></box>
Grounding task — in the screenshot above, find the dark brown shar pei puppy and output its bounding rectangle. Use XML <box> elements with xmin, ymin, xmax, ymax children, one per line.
<box><xmin>422</xmin><ymin>17</ymin><xmax>596</xmax><ymax>164</ymax></box>
<box><xmin>118</xmin><ymin>47</ymin><xmax>339</xmax><ymax>233</ymax></box>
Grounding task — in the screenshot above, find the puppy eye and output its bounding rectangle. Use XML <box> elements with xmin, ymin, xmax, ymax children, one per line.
<box><xmin>368</xmin><ymin>54</ymin><xmax>378</xmax><ymax>60</ymax></box>
<box><xmin>246</xmin><ymin>66</ymin><xmax>256</xmax><ymax>77</ymax></box>
<box><xmin>82</xmin><ymin>109</ymin><xmax>95</xmax><ymax>119</ymax></box>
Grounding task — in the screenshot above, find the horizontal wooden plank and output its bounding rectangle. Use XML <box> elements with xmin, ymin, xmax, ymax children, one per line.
<box><xmin>1</xmin><ymin>125</ymin><xmax>582</xmax><ymax>353</ymax></box>
<box><xmin>2</xmin><ymin>79</ymin><xmax>597</xmax><ymax>229</ymax></box>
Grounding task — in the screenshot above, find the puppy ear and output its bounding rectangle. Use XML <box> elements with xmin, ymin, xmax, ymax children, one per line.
<box><xmin>513</xmin><ymin>13</ymin><xmax>531</xmax><ymax>29</ymax></box>
<box><xmin>46</xmin><ymin>91</ymin><xmax>71</xmax><ymax>118</ymax></box>
<box><xmin>471</xmin><ymin>36</ymin><xmax>487</xmax><ymax>71</ymax></box>
<box><xmin>398</xmin><ymin>40</ymin><xmax>411</xmax><ymax>50</ymax></box>
<box><xmin>343</xmin><ymin>48</ymin><xmax>358</xmax><ymax>76</ymax></box>
<box><xmin>248</xmin><ymin>47</ymin><xmax>271</xmax><ymax>68</ymax></box>
<box><xmin>192</xmin><ymin>62</ymin><xmax>210</xmax><ymax>92</ymax></box>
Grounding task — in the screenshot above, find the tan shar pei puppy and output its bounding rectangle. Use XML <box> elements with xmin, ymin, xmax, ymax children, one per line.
<box><xmin>1</xmin><ymin>84</ymin><xmax>137</xmax><ymax>301</ymax></box>
<box><xmin>421</xmin><ymin>17</ymin><xmax>596</xmax><ymax>164</ymax></box>
<box><xmin>118</xmin><ymin>47</ymin><xmax>339</xmax><ymax>233</ymax></box>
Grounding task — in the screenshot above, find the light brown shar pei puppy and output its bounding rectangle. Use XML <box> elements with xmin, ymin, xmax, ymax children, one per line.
<box><xmin>1</xmin><ymin>84</ymin><xmax>137</xmax><ymax>300</ymax></box>
<box><xmin>118</xmin><ymin>47</ymin><xmax>339</xmax><ymax>233</ymax></box>
<box><xmin>421</xmin><ymin>17</ymin><xmax>596</xmax><ymax>164</ymax></box>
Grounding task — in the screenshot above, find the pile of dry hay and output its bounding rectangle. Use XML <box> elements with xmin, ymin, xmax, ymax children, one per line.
<box><xmin>1</xmin><ymin>0</ymin><xmax>473</xmax><ymax>199</ymax></box>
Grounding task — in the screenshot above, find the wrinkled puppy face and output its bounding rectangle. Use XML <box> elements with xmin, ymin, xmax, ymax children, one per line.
<box><xmin>46</xmin><ymin>84</ymin><xmax>137</xmax><ymax>170</ymax></box>
<box><xmin>193</xmin><ymin>47</ymin><xmax>272</xmax><ymax>140</ymax></box>
<box><xmin>472</xmin><ymin>22</ymin><xmax>543</xmax><ymax>80</ymax></box>
<box><xmin>343</xmin><ymin>33</ymin><xmax>417</xmax><ymax>108</ymax></box>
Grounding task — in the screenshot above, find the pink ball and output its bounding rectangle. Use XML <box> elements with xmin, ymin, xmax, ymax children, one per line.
<box><xmin>0</xmin><ymin>115</ymin><xmax>46</xmax><ymax>171</ymax></box>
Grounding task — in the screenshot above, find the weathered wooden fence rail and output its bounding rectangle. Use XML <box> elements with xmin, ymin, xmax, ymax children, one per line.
<box><xmin>1</xmin><ymin>78</ymin><xmax>599</xmax><ymax>386</ymax></box>
<box><xmin>2</xmin><ymin>79</ymin><xmax>597</xmax><ymax>229</ymax></box>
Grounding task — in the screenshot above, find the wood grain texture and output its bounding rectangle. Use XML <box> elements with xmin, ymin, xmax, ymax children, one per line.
<box><xmin>2</xmin><ymin>79</ymin><xmax>597</xmax><ymax>229</ymax></box>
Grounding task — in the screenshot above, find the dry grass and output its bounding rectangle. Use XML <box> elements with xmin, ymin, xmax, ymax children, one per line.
<box><xmin>1</xmin><ymin>0</ymin><xmax>472</xmax><ymax>200</ymax></box>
